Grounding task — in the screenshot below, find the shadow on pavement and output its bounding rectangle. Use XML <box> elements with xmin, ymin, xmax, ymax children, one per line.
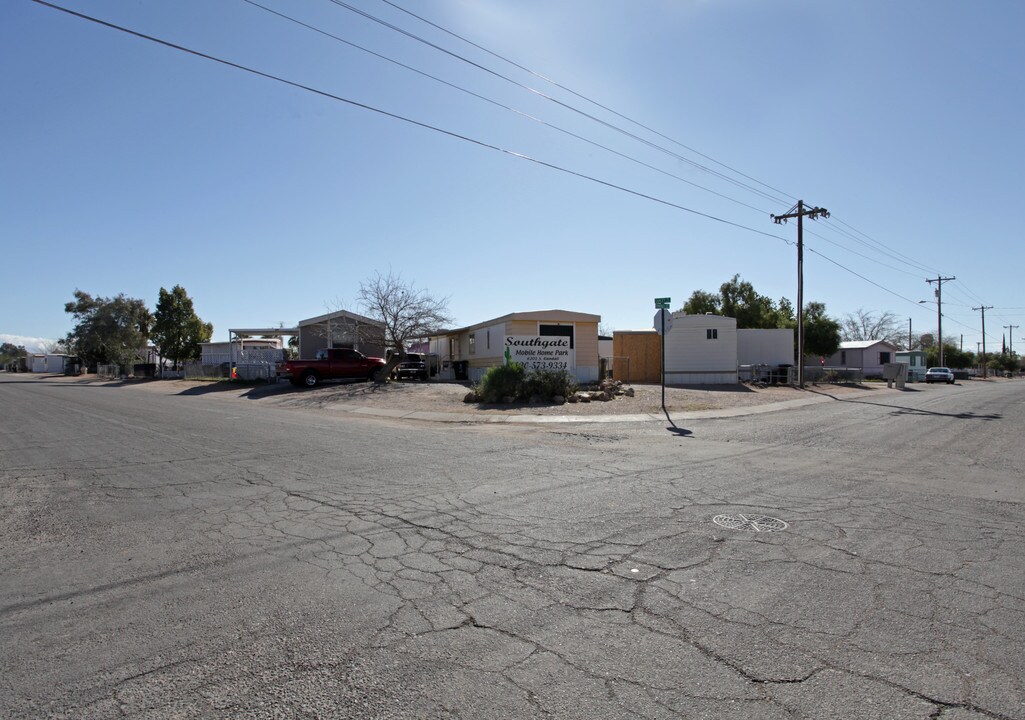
<box><xmin>809</xmin><ymin>387</ymin><xmax>1002</xmax><ymax>421</ymax></box>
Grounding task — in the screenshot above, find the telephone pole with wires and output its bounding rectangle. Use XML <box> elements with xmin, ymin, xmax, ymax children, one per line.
<box><xmin>1005</xmin><ymin>325</ymin><xmax>1019</xmax><ymax>356</ymax></box>
<box><xmin>926</xmin><ymin>276</ymin><xmax>955</xmax><ymax>366</ymax></box>
<box><xmin>972</xmin><ymin>305</ymin><xmax>992</xmax><ymax>378</ymax></box>
<box><xmin>771</xmin><ymin>200</ymin><xmax>829</xmax><ymax>388</ymax></box>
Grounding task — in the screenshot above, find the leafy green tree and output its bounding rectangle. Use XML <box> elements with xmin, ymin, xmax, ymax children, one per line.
<box><xmin>680</xmin><ymin>289</ymin><xmax>720</xmax><ymax>315</ymax></box>
<box><xmin>719</xmin><ymin>274</ymin><xmax>779</xmax><ymax>329</ymax></box>
<box><xmin>932</xmin><ymin>344</ymin><xmax>972</xmax><ymax>369</ymax></box>
<box><xmin>151</xmin><ymin>285</ymin><xmax>213</xmax><ymax>370</ymax></box>
<box><xmin>681</xmin><ymin>275</ymin><xmax>790</xmax><ymax>329</ymax></box>
<box><xmin>802</xmin><ymin>302</ymin><xmax>841</xmax><ymax>358</ymax></box>
<box><xmin>1</xmin><ymin>342</ymin><xmax>27</xmax><ymax>366</ymax></box>
<box><xmin>774</xmin><ymin>297</ymin><xmax>796</xmax><ymax>328</ymax></box>
<box><xmin>64</xmin><ymin>289</ymin><xmax>152</xmax><ymax>369</ymax></box>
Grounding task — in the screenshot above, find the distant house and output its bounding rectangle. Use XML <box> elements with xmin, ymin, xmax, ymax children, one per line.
<box><xmin>428</xmin><ymin>310</ymin><xmax>601</xmax><ymax>383</ymax></box>
<box><xmin>896</xmin><ymin>350</ymin><xmax>928</xmax><ymax>382</ymax></box>
<box><xmin>44</xmin><ymin>354</ymin><xmax>72</xmax><ymax>373</ymax></box>
<box><xmin>826</xmin><ymin>340</ymin><xmax>899</xmax><ymax>378</ymax></box>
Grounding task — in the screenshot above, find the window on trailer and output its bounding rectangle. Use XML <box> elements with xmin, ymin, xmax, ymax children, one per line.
<box><xmin>539</xmin><ymin>324</ymin><xmax>574</xmax><ymax>348</ymax></box>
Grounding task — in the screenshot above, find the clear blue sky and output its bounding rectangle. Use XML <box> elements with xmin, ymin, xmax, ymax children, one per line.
<box><xmin>3</xmin><ymin>0</ymin><xmax>1024</xmax><ymax>353</ymax></box>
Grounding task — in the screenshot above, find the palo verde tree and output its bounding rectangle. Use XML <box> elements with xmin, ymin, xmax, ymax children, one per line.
<box><xmin>151</xmin><ymin>285</ymin><xmax>213</xmax><ymax>370</ymax></box>
<box><xmin>64</xmin><ymin>289</ymin><xmax>152</xmax><ymax>369</ymax></box>
<box><xmin>357</xmin><ymin>270</ymin><xmax>452</xmax><ymax>380</ymax></box>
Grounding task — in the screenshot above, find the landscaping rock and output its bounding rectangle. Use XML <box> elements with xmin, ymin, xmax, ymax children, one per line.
<box><xmin>463</xmin><ymin>391</ymin><xmax>478</xmax><ymax>403</ymax></box>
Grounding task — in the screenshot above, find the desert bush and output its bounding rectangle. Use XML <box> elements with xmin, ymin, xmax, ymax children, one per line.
<box><xmin>476</xmin><ymin>362</ymin><xmax>526</xmax><ymax>402</ymax></box>
<box><xmin>522</xmin><ymin>369</ymin><xmax>577</xmax><ymax>400</ymax></box>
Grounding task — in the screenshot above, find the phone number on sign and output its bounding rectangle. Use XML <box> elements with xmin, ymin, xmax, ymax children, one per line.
<box><xmin>525</xmin><ymin>361</ymin><xmax>569</xmax><ymax>370</ymax></box>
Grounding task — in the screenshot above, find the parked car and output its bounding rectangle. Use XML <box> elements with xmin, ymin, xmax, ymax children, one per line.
<box><xmin>277</xmin><ymin>348</ymin><xmax>386</xmax><ymax>388</ymax></box>
<box><xmin>393</xmin><ymin>352</ymin><xmax>430</xmax><ymax>381</ymax></box>
<box><xmin>925</xmin><ymin>367</ymin><xmax>955</xmax><ymax>384</ymax></box>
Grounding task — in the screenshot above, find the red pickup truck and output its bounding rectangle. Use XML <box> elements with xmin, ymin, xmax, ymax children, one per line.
<box><xmin>278</xmin><ymin>348</ymin><xmax>386</xmax><ymax>388</ymax></box>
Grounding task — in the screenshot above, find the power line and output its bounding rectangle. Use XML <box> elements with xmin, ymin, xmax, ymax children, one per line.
<box><xmin>338</xmin><ymin>0</ymin><xmax>958</xmax><ymax>285</ymax></box>
<box><xmin>31</xmin><ymin>0</ymin><xmax>999</xmax><ymax>337</ymax></box>
<box><xmin>238</xmin><ymin>0</ymin><xmax>776</xmax><ymax>217</ymax></box>
<box><xmin>373</xmin><ymin>0</ymin><xmax>798</xmax><ymax>205</ymax></box>
<box><xmin>28</xmin><ymin>0</ymin><xmax>792</xmax><ymax>244</ymax></box>
<box><xmin>321</xmin><ymin>0</ymin><xmax>791</xmax><ymax>206</ymax></box>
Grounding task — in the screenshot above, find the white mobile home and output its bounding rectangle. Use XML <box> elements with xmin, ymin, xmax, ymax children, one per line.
<box><xmin>664</xmin><ymin>313</ymin><xmax>738</xmax><ymax>385</ymax></box>
<box><xmin>737</xmin><ymin>328</ymin><xmax>794</xmax><ymax>367</ymax></box>
<box><xmin>428</xmin><ymin>310</ymin><xmax>601</xmax><ymax>383</ymax></box>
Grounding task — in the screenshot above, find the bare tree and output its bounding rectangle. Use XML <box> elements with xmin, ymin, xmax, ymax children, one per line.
<box><xmin>841</xmin><ymin>309</ymin><xmax>905</xmax><ymax>347</ymax></box>
<box><xmin>37</xmin><ymin>339</ymin><xmax>67</xmax><ymax>355</ymax></box>
<box><xmin>357</xmin><ymin>271</ymin><xmax>452</xmax><ymax>379</ymax></box>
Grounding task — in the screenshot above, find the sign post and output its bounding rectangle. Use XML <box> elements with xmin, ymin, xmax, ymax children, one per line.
<box><xmin>654</xmin><ymin>298</ymin><xmax>671</xmax><ymax>415</ymax></box>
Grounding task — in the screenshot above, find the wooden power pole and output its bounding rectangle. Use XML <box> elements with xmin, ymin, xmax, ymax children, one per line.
<box><xmin>771</xmin><ymin>200</ymin><xmax>829</xmax><ymax>388</ymax></box>
<box><xmin>926</xmin><ymin>276</ymin><xmax>955</xmax><ymax>366</ymax></box>
<box><xmin>972</xmin><ymin>305</ymin><xmax>992</xmax><ymax>378</ymax></box>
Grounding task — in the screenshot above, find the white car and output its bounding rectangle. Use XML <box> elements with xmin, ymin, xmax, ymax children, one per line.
<box><xmin>925</xmin><ymin>367</ymin><xmax>955</xmax><ymax>384</ymax></box>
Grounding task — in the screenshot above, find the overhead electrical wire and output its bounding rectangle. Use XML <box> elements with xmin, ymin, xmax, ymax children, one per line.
<box><xmin>28</xmin><ymin>0</ymin><xmax>793</xmax><ymax>245</ymax></box>
<box><xmin>374</xmin><ymin>0</ymin><xmax>798</xmax><ymax>206</ymax></box>
<box><xmin>349</xmin><ymin>0</ymin><xmax>968</xmax><ymax>290</ymax></box>
<box><xmin>30</xmin><ymin>0</ymin><xmax>1010</xmax><ymax>343</ymax></box>
<box><xmin>320</xmin><ymin>0</ymin><xmax>792</xmax><ymax>207</ymax></box>
<box><xmin>238</xmin><ymin>0</ymin><xmax>774</xmax><ymax>217</ymax></box>
<box><xmin>371</xmin><ymin>0</ymin><xmax>971</xmax><ymax>291</ymax></box>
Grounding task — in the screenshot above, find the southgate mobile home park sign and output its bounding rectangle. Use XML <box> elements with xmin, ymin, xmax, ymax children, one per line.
<box><xmin>505</xmin><ymin>336</ymin><xmax>574</xmax><ymax>372</ymax></box>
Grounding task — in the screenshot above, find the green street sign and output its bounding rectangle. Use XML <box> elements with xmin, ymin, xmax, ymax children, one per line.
<box><xmin>654</xmin><ymin>297</ymin><xmax>671</xmax><ymax>309</ymax></box>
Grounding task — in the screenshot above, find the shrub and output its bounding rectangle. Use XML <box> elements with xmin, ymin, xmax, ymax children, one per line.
<box><xmin>474</xmin><ymin>365</ymin><xmax>577</xmax><ymax>403</ymax></box>
<box><xmin>522</xmin><ymin>369</ymin><xmax>577</xmax><ymax>400</ymax></box>
<box><xmin>476</xmin><ymin>362</ymin><xmax>526</xmax><ymax>402</ymax></box>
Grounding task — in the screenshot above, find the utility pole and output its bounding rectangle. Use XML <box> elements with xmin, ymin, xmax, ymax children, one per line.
<box><xmin>908</xmin><ymin>317</ymin><xmax>912</xmax><ymax>350</ymax></box>
<box><xmin>972</xmin><ymin>305</ymin><xmax>992</xmax><ymax>378</ymax></box>
<box><xmin>1005</xmin><ymin>325</ymin><xmax>1019</xmax><ymax>356</ymax></box>
<box><xmin>772</xmin><ymin>200</ymin><xmax>829</xmax><ymax>389</ymax></box>
<box><xmin>926</xmin><ymin>276</ymin><xmax>955</xmax><ymax>366</ymax></box>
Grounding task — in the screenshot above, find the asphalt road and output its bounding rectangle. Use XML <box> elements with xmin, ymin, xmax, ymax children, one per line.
<box><xmin>1</xmin><ymin>375</ymin><xmax>1023</xmax><ymax>719</ymax></box>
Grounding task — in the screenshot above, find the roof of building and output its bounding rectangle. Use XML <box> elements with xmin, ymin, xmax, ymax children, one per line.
<box><xmin>840</xmin><ymin>339</ymin><xmax>898</xmax><ymax>350</ymax></box>
<box><xmin>297</xmin><ymin>309</ymin><xmax>384</xmax><ymax>328</ymax></box>
<box><xmin>432</xmin><ymin>309</ymin><xmax>601</xmax><ymax>336</ymax></box>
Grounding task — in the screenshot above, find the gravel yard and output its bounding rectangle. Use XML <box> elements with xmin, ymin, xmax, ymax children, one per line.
<box><xmin>45</xmin><ymin>373</ymin><xmax>898</xmax><ymax>417</ymax></box>
<box><xmin>264</xmin><ymin>378</ymin><xmax>889</xmax><ymax>416</ymax></box>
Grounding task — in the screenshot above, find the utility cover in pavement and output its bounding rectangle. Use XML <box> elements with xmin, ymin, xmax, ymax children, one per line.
<box><xmin>713</xmin><ymin>514</ymin><xmax>788</xmax><ymax>532</ymax></box>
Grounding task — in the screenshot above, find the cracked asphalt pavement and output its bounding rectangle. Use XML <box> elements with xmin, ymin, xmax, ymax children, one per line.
<box><xmin>1</xmin><ymin>375</ymin><xmax>1024</xmax><ymax>719</ymax></box>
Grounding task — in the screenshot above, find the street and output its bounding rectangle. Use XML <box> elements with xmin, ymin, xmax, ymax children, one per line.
<box><xmin>1</xmin><ymin>375</ymin><xmax>1023</xmax><ymax>719</ymax></box>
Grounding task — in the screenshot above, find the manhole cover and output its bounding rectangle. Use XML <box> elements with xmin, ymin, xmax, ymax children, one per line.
<box><xmin>713</xmin><ymin>514</ymin><xmax>788</xmax><ymax>532</ymax></box>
